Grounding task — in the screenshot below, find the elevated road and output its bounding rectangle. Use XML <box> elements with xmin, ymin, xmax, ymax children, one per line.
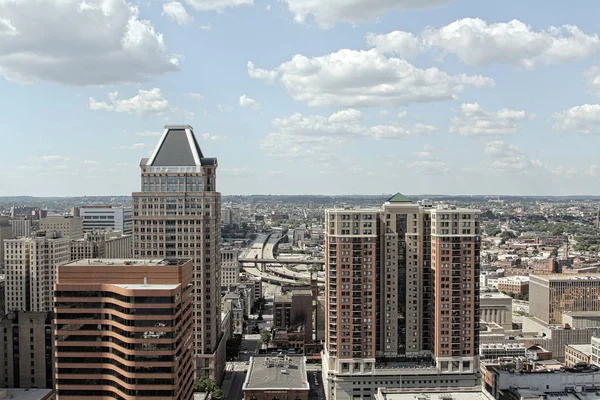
<box><xmin>239</xmin><ymin>257</ymin><xmax>324</xmax><ymax>265</ymax></box>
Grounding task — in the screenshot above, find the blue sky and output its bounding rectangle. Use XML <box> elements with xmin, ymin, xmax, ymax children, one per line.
<box><xmin>1</xmin><ymin>0</ymin><xmax>600</xmax><ymax>196</ymax></box>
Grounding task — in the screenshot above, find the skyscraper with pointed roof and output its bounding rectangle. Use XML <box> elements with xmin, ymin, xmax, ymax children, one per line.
<box><xmin>132</xmin><ymin>125</ymin><xmax>225</xmax><ymax>381</ymax></box>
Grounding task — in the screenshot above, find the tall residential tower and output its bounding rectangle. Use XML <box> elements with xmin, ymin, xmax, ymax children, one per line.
<box><xmin>323</xmin><ymin>194</ymin><xmax>481</xmax><ymax>399</ymax></box>
<box><xmin>132</xmin><ymin>125</ymin><xmax>224</xmax><ymax>381</ymax></box>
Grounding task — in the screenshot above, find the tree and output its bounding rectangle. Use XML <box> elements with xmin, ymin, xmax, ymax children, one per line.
<box><xmin>194</xmin><ymin>378</ymin><xmax>222</xmax><ymax>397</ymax></box>
<box><xmin>260</xmin><ymin>328</ymin><xmax>271</xmax><ymax>345</ymax></box>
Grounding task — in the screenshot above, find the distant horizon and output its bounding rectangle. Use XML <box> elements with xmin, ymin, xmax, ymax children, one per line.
<box><xmin>2</xmin><ymin>194</ymin><xmax>600</xmax><ymax>199</ymax></box>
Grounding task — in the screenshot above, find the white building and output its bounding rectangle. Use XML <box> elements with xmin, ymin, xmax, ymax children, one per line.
<box><xmin>74</xmin><ymin>206</ymin><xmax>132</xmax><ymax>234</ymax></box>
<box><xmin>4</xmin><ymin>233</ymin><xmax>70</xmax><ymax>313</ymax></box>
<box><xmin>221</xmin><ymin>247</ymin><xmax>240</xmax><ymax>288</ymax></box>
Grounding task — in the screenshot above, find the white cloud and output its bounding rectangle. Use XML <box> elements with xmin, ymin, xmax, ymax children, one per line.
<box><xmin>0</xmin><ymin>0</ymin><xmax>179</xmax><ymax>85</ymax></box>
<box><xmin>408</xmin><ymin>160</ymin><xmax>448</xmax><ymax>174</ymax></box>
<box><xmin>163</xmin><ymin>2</ymin><xmax>194</xmax><ymax>25</ymax></box>
<box><xmin>551</xmin><ymin>165</ymin><xmax>578</xmax><ymax>177</ymax></box>
<box><xmin>247</xmin><ymin>61</ymin><xmax>278</xmax><ymax>83</ymax></box>
<box><xmin>183</xmin><ymin>0</ymin><xmax>253</xmax><ymax>12</ymax></box>
<box><xmin>189</xmin><ymin>92</ymin><xmax>204</xmax><ymax>101</ymax></box>
<box><xmin>249</xmin><ymin>49</ymin><xmax>494</xmax><ymax>107</ymax></box>
<box><xmin>201</xmin><ymin>133</ymin><xmax>227</xmax><ymax>141</ymax></box>
<box><xmin>267</xmin><ymin>170</ymin><xmax>284</xmax><ymax>176</ymax></box>
<box><xmin>239</xmin><ymin>95</ymin><xmax>261</xmax><ymax>109</ymax></box>
<box><xmin>449</xmin><ymin>103</ymin><xmax>532</xmax><ymax>136</ymax></box>
<box><xmin>483</xmin><ymin>141</ymin><xmax>545</xmax><ymax>175</ymax></box>
<box><xmin>83</xmin><ymin>160</ymin><xmax>100</xmax><ymax>165</ymax></box>
<box><xmin>115</xmin><ymin>143</ymin><xmax>147</xmax><ymax>150</ymax></box>
<box><xmin>259</xmin><ymin>133</ymin><xmax>341</xmax><ymax>160</ymax></box>
<box><xmin>589</xmin><ymin>165</ymin><xmax>598</xmax><ymax>177</ymax></box>
<box><xmin>199</xmin><ymin>24</ymin><xmax>212</xmax><ymax>31</ymax></box>
<box><xmin>397</xmin><ymin>111</ymin><xmax>407</xmax><ymax>119</ymax></box>
<box><xmin>283</xmin><ymin>0</ymin><xmax>449</xmax><ymax>29</ymax></box>
<box><xmin>39</xmin><ymin>155</ymin><xmax>70</xmax><ymax>162</ymax></box>
<box><xmin>89</xmin><ymin>88</ymin><xmax>173</xmax><ymax>116</ymax></box>
<box><xmin>553</xmin><ymin>104</ymin><xmax>600</xmax><ymax>134</ymax></box>
<box><xmin>135</xmin><ymin>131</ymin><xmax>162</xmax><ymax>137</ymax></box>
<box><xmin>369</xmin><ymin>19</ymin><xmax>600</xmax><ymax>68</ymax></box>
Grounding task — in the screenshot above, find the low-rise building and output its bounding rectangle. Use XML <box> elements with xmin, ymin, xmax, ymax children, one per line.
<box><xmin>375</xmin><ymin>387</ymin><xmax>493</xmax><ymax>400</ymax></box>
<box><xmin>242</xmin><ymin>355</ymin><xmax>309</xmax><ymax>400</ymax></box>
<box><xmin>39</xmin><ymin>215</ymin><xmax>83</xmax><ymax>240</ymax></box>
<box><xmin>480</xmin><ymin>292</ymin><xmax>513</xmax><ymax>330</ymax></box>
<box><xmin>498</xmin><ymin>276</ymin><xmax>529</xmax><ymax>296</ymax></box>
<box><xmin>592</xmin><ymin>336</ymin><xmax>600</xmax><ymax>366</ymax></box>
<box><xmin>565</xmin><ymin>344</ymin><xmax>593</xmax><ymax>367</ymax></box>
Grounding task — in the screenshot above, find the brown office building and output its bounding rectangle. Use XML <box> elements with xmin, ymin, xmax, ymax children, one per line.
<box><xmin>132</xmin><ymin>125</ymin><xmax>225</xmax><ymax>381</ymax></box>
<box><xmin>323</xmin><ymin>194</ymin><xmax>481</xmax><ymax>399</ymax></box>
<box><xmin>54</xmin><ymin>258</ymin><xmax>194</xmax><ymax>400</ymax></box>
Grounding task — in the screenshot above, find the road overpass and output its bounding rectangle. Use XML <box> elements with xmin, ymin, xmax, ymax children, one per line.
<box><xmin>239</xmin><ymin>257</ymin><xmax>324</xmax><ymax>265</ymax></box>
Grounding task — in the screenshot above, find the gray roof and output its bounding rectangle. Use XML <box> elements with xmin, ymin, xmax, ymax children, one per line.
<box><xmin>243</xmin><ymin>355</ymin><xmax>309</xmax><ymax>391</ymax></box>
<box><xmin>151</xmin><ymin>127</ymin><xmax>203</xmax><ymax>167</ymax></box>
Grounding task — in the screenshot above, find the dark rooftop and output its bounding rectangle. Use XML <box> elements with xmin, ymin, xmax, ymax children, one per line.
<box><xmin>387</xmin><ymin>193</ymin><xmax>413</xmax><ymax>203</ymax></box>
<box><xmin>243</xmin><ymin>355</ymin><xmax>309</xmax><ymax>391</ymax></box>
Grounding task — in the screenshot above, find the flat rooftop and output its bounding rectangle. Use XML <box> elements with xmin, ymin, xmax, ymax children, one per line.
<box><xmin>566</xmin><ymin>344</ymin><xmax>593</xmax><ymax>355</ymax></box>
<box><xmin>531</xmin><ymin>274</ymin><xmax>600</xmax><ymax>282</ymax></box>
<box><xmin>0</xmin><ymin>388</ymin><xmax>53</xmax><ymax>400</ymax></box>
<box><xmin>62</xmin><ymin>258</ymin><xmax>191</xmax><ymax>267</ymax></box>
<box><xmin>563</xmin><ymin>310</ymin><xmax>600</xmax><ymax>317</ymax></box>
<box><xmin>243</xmin><ymin>355</ymin><xmax>309</xmax><ymax>391</ymax></box>
<box><xmin>480</xmin><ymin>292</ymin><xmax>512</xmax><ymax>299</ymax></box>
<box><xmin>113</xmin><ymin>283</ymin><xmax>180</xmax><ymax>290</ymax></box>
<box><xmin>378</xmin><ymin>389</ymin><xmax>492</xmax><ymax>400</ymax></box>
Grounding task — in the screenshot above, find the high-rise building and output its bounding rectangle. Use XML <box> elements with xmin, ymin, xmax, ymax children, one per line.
<box><xmin>4</xmin><ymin>233</ymin><xmax>70</xmax><ymax>313</ymax></box>
<box><xmin>9</xmin><ymin>218</ymin><xmax>31</xmax><ymax>238</ymax></box>
<box><xmin>323</xmin><ymin>194</ymin><xmax>481</xmax><ymax>399</ymax></box>
<box><xmin>0</xmin><ymin>312</ymin><xmax>54</xmax><ymax>390</ymax></box>
<box><xmin>54</xmin><ymin>258</ymin><xmax>195</xmax><ymax>399</ymax></box>
<box><xmin>0</xmin><ymin>217</ymin><xmax>14</xmax><ymax>269</ymax></box>
<box><xmin>132</xmin><ymin>125</ymin><xmax>224</xmax><ymax>381</ymax></box>
<box><xmin>529</xmin><ymin>274</ymin><xmax>600</xmax><ymax>325</ymax></box>
<box><xmin>72</xmin><ymin>206</ymin><xmax>133</xmax><ymax>234</ymax></box>
<box><xmin>70</xmin><ymin>231</ymin><xmax>132</xmax><ymax>261</ymax></box>
<box><xmin>221</xmin><ymin>247</ymin><xmax>240</xmax><ymax>288</ymax></box>
<box><xmin>39</xmin><ymin>215</ymin><xmax>83</xmax><ymax>240</ymax></box>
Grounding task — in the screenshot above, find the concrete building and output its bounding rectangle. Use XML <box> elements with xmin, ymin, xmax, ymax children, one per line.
<box><xmin>72</xmin><ymin>205</ymin><xmax>132</xmax><ymax>234</ymax></box>
<box><xmin>323</xmin><ymin>194</ymin><xmax>481</xmax><ymax>399</ymax></box>
<box><xmin>0</xmin><ymin>312</ymin><xmax>54</xmax><ymax>390</ymax></box>
<box><xmin>497</xmin><ymin>276</ymin><xmax>529</xmax><ymax>296</ymax></box>
<box><xmin>132</xmin><ymin>125</ymin><xmax>224</xmax><ymax>381</ymax></box>
<box><xmin>0</xmin><ymin>389</ymin><xmax>54</xmax><ymax>399</ymax></box>
<box><xmin>221</xmin><ymin>247</ymin><xmax>240</xmax><ymax>288</ymax></box>
<box><xmin>222</xmin><ymin>206</ymin><xmax>234</xmax><ymax>225</ymax></box>
<box><xmin>0</xmin><ymin>217</ymin><xmax>14</xmax><ymax>269</ymax></box>
<box><xmin>9</xmin><ymin>218</ymin><xmax>31</xmax><ymax>238</ymax></box>
<box><xmin>592</xmin><ymin>336</ymin><xmax>600</xmax><ymax>366</ymax></box>
<box><xmin>480</xmin><ymin>293</ymin><xmax>513</xmax><ymax>330</ymax></box>
<box><xmin>54</xmin><ymin>258</ymin><xmax>195</xmax><ymax>400</ymax></box>
<box><xmin>375</xmin><ymin>388</ymin><xmax>493</xmax><ymax>400</ymax></box>
<box><xmin>222</xmin><ymin>294</ymin><xmax>244</xmax><ymax>335</ymax></box>
<box><xmin>39</xmin><ymin>216</ymin><xmax>83</xmax><ymax>240</ymax></box>
<box><xmin>242</xmin><ymin>355</ymin><xmax>309</xmax><ymax>400</ymax></box>
<box><xmin>274</xmin><ymin>289</ymin><xmax>313</xmax><ymax>343</ymax></box>
<box><xmin>4</xmin><ymin>233</ymin><xmax>70</xmax><ymax>313</ymax></box>
<box><xmin>70</xmin><ymin>231</ymin><xmax>132</xmax><ymax>261</ymax></box>
<box><xmin>565</xmin><ymin>344</ymin><xmax>593</xmax><ymax>367</ymax></box>
<box><xmin>529</xmin><ymin>274</ymin><xmax>600</xmax><ymax>325</ymax></box>
<box><xmin>562</xmin><ymin>311</ymin><xmax>600</xmax><ymax>329</ymax></box>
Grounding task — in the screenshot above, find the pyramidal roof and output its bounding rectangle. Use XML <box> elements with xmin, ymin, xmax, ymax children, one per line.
<box><xmin>386</xmin><ymin>193</ymin><xmax>413</xmax><ymax>203</ymax></box>
<box><xmin>147</xmin><ymin>125</ymin><xmax>216</xmax><ymax>167</ymax></box>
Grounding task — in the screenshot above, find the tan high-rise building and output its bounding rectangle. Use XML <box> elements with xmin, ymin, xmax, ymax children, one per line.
<box><xmin>54</xmin><ymin>258</ymin><xmax>194</xmax><ymax>400</ymax></box>
<box><xmin>132</xmin><ymin>125</ymin><xmax>224</xmax><ymax>381</ymax></box>
<box><xmin>4</xmin><ymin>233</ymin><xmax>70</xmax><ymax>313</ymax></box>
<box><xmin>39</xmin><ymin>216</ymin><xmax>83</xmax><ymax>240</ymax></box>
<box><xmin>323</xmin><ymin>194</ymin><xmax>481</xmax><ymax>399</ymax></box>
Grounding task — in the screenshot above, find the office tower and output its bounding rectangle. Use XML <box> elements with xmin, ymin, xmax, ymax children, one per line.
<box><xmin>54</xmin><ymin>258</ymin><xmax>194</xmax><ymax>400</ymax></box>
<box><xmin>4</xmin><ymin>233</ymin><xmax>70</xmax><ymax>313</ymax></box>
<box><xmin>70</xmin><ymin>231</ymin><xmax>133</xmax><ymax>261</ymax></box>
<box><xmin>72</xmin><ymin>206</ymin><xmax>133</xmax><ymax>234</ymax></box>
<box><xmin>132</xmin><ymin>125</ymin><xmax>224</xmax><ymax>381</ymax></box>
<box><xmin>221</xmin><ymin>246</ymin><xmax>240</xmax><ymax>288</ymax></box>
<box><xmin>0</xmin><ymin>217</ymin><xmax>14</xmax><ymax>269</ymax></box>
<box><xmin>39</xmin><ymin>215</ymin><xmax>83</xmax><ymax>239</ymax></box>
<box><xmin>529</xmin><ymin>274</ymin><xmax>600</xmax><ymax>325</ymax></box>
<box><xmin>323</xmin><ymin>195</ymin><xmax>481</xmax><ymax>399</ymax></box>
<box><xmin>0</xmin><ymin>312</ymin><xmax>53</xmax><ymax>389</ymax></box>
<box><xmin>222</xmin><ymin>206</ymin><xmax>234</xmax><ymax>225</ymax></box>
<box><xmin>9</xmin><ymin>218</ymin><xmax>31</xmax><ymax>238</ymax></box>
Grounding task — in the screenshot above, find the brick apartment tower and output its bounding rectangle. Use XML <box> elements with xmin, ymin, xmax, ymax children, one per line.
<box><xmin>323</xmin><ymin>194</ymin><xmax>481</xmax><ymax>398</ymax></box>
<box><xmin>132</xmin><ymin>125</ymin><xmax>224</xmax><ymax>381</ymax></box>
<box><xmin>54</xmin><ymin>258</ymin><xmax>195</xmax><ymax>399</ymax></box>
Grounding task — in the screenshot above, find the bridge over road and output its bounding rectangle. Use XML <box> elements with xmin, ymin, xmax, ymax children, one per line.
<box><xmin>239</xmin><ymin>257</ymin><xmax>325</xmax><ymax>265</ymax></box>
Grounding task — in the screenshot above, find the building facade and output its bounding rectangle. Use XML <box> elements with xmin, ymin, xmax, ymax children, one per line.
<box><xmin>323</xmin><ymin>194</ymin><xmax>481</xmax><ymax>399</ymax></box>
<box><xmin>132</xmin><ymin>125</ymin><xmax>224</xmax><ymax>381</ymax></box>
<box><xmin>529</xmin><ymin>274</ymin><xmax>600</xmax><ymax>325</ymax></box>
<box><xmin>592</xmin><ymin>336</ymin><xmax>600</xmax><ymax>366</ymax></box>
<box><xmin>221</xmin><ymin>247</ymin><xmax>240</xmax><ymax>288</ymax></box>
<box><xmin>480</xmin><ymin>293</ymin><xmax>513</xmax><ymax>330</ymax></box>
<box><xmin>70</xmin><ymin>231</ymin><xmax>132</xmax><ymax>261</ymax></box>
<box><xmin>39</xmin><ymin>216</ymin><xmax>83</xmax><ymax>240</ymax></box>
<box><xmin>0</xmin><ymin>312</ymin><xmax>54</xmax><ymax>390</ymax></box>
<box><xmin>497</xmin><ymin>276</ymin><xmax>529</xmax><ymax>296</ymax></box>
<box><xmin>8</xmin><ymin>218</ymin><xmax>30</xmax><ymax>238</ymax></box>
<box><xmin>0</xmin><ymin>217</ymin><xmax>14</xmax><ymax>270</ymax></box>
<box><xmin>73</xmin><ymin>206</ymin><xmax>133</xmax><ymax>234</ymax></box>
<box><xmin>564</xmin><ymin>344</ymin><xmax>592</xmax><ymax>367</ymax></box>
<box><xmin>54</xmin><ymin>258</ymin><xmax>195</xmax><ymax>400</ymax></box>
<box><xmin>4</xmin><ymin>234</ymin><xmax>70</xmax><ymax>313</ymax></box>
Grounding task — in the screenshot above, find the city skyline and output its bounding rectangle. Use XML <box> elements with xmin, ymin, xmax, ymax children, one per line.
<box><xmin>2</xmin><ymin>1</ymin><xmax>600</xmax><ymax>196</ymax></box>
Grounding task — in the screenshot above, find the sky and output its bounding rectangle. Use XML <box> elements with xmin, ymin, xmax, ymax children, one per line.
<box><xmin>2</xmin><ymin>0</ymin><xmax>600</xmax><ymax>196</ymax></box>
